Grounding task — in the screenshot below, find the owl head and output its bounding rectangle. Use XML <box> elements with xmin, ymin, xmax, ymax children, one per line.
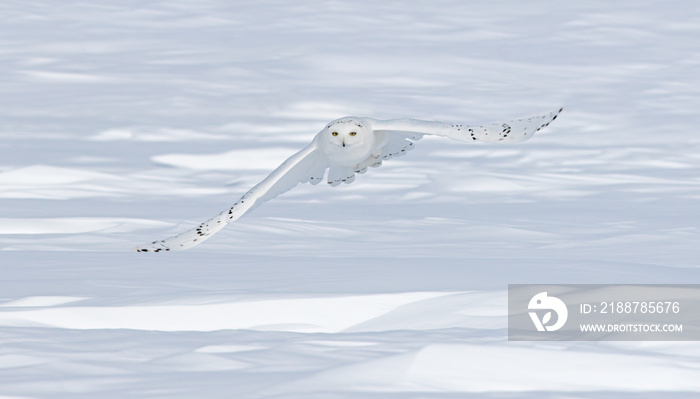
<box><xmin>317</xmin><ymin>117</ymin><xmax>375</xmax><ymax>166</ymax></box>
<box><xmin>323</xmin><ymin>117</ymin><xmax>373</xmax><ymax>149</ymax></box>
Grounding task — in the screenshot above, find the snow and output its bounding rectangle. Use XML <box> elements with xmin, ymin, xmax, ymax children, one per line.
<box><xmin>1</xmin><ymin>0</ymin><xmax>700</xmax><ymax>397</ymax></box>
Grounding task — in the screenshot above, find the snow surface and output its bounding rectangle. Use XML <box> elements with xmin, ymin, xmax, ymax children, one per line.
<box><xmin>1</xmin><ymin>0</ymin><xmax>700</xmax><ymax>397</ymax></box>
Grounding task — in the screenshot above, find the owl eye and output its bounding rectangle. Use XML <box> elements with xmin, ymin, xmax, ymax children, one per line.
<box><xmin>349</xmin><ymin>132</ymin><xmax>357</xmax><ymax>136</ymax></box>
<box><xmin>331</xmin><ymin>132</ymin><xmax>338</xmax><ymax>136</ymax></box>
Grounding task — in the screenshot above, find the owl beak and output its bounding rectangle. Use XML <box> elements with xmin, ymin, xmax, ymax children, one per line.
<box><xmin>342</xmin><ymin>140</ymin><xmax>346</xmax><ymax>148</ymax></box>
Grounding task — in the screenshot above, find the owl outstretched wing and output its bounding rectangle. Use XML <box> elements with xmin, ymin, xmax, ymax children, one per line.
<box><xmin>368</xmin><ymin>108</ymin><xmax>562</xmax><ymax>143</ymax></box>
<box><xmin>325</xmin><ymin>108</ymin><xmax>562</xmax><ymax>190</ymax></box>
<box><xmin>136</xmin><ymin>142</ymin><xmax>329</xmax><ymax>252</ymax></box>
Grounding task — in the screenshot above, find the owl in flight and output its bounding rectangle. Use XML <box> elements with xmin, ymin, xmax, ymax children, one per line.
<box><xmin>137</xmin><ymin>108</ymin><xmax>562</xmax><ymax>252</ymax></box>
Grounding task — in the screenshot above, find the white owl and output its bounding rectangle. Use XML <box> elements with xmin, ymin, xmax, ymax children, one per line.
<box><xmin>137</xmin><ymin>108</ymin><xmax>562</xmax><ymax>252</ymax></box>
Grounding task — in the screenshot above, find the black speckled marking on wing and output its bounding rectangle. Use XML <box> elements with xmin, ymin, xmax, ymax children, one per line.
<box><xmin>451</xmin><ymin>108</ymin><xmax>562</xmax><ymax>143</ymax></box>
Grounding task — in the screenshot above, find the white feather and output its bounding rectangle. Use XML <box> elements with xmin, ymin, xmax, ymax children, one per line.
<box><xmin>136</xmin><ymin>108</ymin><xmax>562</xmax><ymax>252</ymax></box>
<box><xmin>368</xmin><ymin>108</ymin><xmax>562</xmax><ymax>143</ymax></box>
<box><xmin>137</xmin><ymin>143</ymin><xmax>323</xmax><ymax>252</ymax></box>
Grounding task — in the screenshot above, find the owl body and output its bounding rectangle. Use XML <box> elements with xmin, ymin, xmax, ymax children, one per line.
<box><xmin>137</xmin><ymin>108</ymin><xmax>562</xmax><ymax>252</ymax></box>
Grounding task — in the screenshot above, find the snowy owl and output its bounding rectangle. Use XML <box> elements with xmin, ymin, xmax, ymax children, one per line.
<box><xmin>137</xmin><ymin>108</ymin><xmax>562</xmax><ymax>252</ymax></box>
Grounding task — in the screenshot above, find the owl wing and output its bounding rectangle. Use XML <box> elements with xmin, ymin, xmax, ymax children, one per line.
<box><xmin>367</xmin><ymin>108</ymin><xmax>562</xmax><ymax>144</ymax></box>
<box><xmin>136</xmin><ymin>142</ymin><xmax>329</xmax><ymax>252</ymax></box>
<box><xmin>352</xmin><ymin>131</ymin><xmax>424</xmax><ymax>174</ymax></box>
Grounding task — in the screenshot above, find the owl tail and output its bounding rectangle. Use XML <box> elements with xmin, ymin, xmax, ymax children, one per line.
<box><xmin>327</xmin><ymin>166</ymin><xmax>356</xmax><ymax>186</ymax></box>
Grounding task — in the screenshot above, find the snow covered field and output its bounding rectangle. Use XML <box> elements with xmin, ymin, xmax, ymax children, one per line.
<box><xmin>1</xmin><ymin>0</ymin><xmax>700</xmax><ymax>397</ymax></box>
